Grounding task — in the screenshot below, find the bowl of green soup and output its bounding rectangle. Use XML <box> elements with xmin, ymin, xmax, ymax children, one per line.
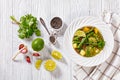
<box><xmin>63</xmin><ymin>16</ymin><xmax>114</xmax><ymax>67</ymax></box>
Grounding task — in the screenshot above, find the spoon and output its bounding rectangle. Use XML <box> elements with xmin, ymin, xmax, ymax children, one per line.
<box><xmin>40</xmin><ymin>18</ymin><xmax>56</xmax><ymax>44</ymax></box>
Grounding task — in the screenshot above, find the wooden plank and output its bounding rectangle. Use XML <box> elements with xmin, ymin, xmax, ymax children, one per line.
<box><xmin>0</xmin><ymin>0</ymin><xmax>13</xmax><ymax>80</ymax></box>
<box><xmin>12</xmin><ymin>0</ymin><xmax>33</xmax><ymax>80</ymax></box>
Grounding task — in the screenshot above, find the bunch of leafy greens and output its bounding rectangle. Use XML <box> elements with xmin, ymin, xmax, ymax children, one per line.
<box><xmin>10</xmin><ymin>14</ymin><xmax>41</xmax><ymax>39</ymax></box>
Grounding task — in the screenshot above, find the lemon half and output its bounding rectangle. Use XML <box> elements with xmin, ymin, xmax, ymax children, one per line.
<box><xmin>44</xmin><ymin>59</ymin><xmax>56</xmax><ymax>71</ymax></box>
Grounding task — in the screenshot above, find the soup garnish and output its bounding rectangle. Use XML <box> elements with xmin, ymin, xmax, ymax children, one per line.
<box><xmin>72</xmin><ymin>26</ymin><xmax>105</xmax><ymax>57</ymax></box>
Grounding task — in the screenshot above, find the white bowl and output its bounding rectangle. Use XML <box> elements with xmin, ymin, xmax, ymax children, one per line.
<box><xmin>63</xmin><ymin>16</ymin><xmax>114</xmax><ymax>67</ymax></box>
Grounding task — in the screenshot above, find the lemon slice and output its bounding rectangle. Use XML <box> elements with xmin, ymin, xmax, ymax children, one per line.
<box><xmin>44</xmin><ymin>59</ymin><xmax>56</xmax><ymax>71</ymax></box>
<box><xmin>51</xmin><ymin>50</ymin><xmax>62</xmax><ymax>60</ymax></box>
<box><xmin>74</xmin><ymin>30</ymin><xmax>86</xmax><ymax>37</ymax></box>
<box><xmin>35</xmin><ymin>60</ymin><xmax>42</xmax><ymax>70</ymax></box>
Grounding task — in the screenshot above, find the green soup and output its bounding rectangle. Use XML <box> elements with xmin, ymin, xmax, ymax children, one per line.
<box><xmin>72</xmin><ymin>26</ymin><xmax>105</xmax><ymax>57</ymax></box>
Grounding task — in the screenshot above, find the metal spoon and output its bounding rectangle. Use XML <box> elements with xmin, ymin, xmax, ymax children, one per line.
<box><xmin>40</xmin><ymin>18</ymin><xmax>56</xmax><ymax>44</ymax></box>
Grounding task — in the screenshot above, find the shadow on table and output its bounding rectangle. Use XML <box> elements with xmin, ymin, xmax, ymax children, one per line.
<box><xmin>57</xmin><ymin>56</ymin><xmax>68</xmax><ymax>65</ymax></box>
<box><xmin>51</xmin><ymin>66</ymin><xmax>62</xmax><ymax>78</ymax></box>
<box><xmin>57</xmin><ymin>23</ymin><xmax>68</xmax><ymax>37</ymax></box>
<box><xmin>40</xmin><ymin>45</ymin><xmax>52</xmax><ymax>60</ymax></box>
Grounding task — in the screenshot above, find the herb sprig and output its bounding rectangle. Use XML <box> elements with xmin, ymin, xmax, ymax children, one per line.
<box><xmin>10</xmin><ymin>14</ymin><xmax>41</xmax><ymax>39</ymax></box>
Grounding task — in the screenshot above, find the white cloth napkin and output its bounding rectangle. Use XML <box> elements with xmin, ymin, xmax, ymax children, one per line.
<box><xmin>73</xmin><ymin>12</ymin><xmax>120</xmax><ymax>80</ymax></box>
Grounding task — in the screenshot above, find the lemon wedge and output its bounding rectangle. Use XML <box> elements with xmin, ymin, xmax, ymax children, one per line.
<box><xmin>51</xmin><ymin>50</ymin><xmax>62</xmax><ymax>60</ymax></box>
<box><xmin>44</xmin><ymin>59</ymin><xmax>56</xmax><ymax>71</ymax></box>
<box><xmin>75</xmin><ymin>30</ymin><xmax>86</xmax><ymax>37</ymax></box>
<box><xmin>35</xmin><ymin>60</ymin><xmax>42</xmax><ymax>70</ymax></box>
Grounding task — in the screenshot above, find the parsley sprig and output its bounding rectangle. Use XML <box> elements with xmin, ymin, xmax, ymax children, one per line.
<box><xmin>10</xmin><ymin>14</ymin><xmax>41</xmax><ymax>39</ymax></box>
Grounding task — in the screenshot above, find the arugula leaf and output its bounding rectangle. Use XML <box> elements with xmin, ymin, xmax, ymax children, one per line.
<box><xmin>10</xmin><ymin>14</ymin><xmax>41</xmax><ymax>39</ymax></box>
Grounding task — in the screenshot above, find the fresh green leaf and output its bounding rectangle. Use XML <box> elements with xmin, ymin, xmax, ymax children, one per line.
<box><xmin>34</xmin><ymin>29</ymin><xmax>41</xmax><ymax>36</ymax></box>
<box><xmin>10</xmin><ymin>14</ymin><xmax>41</xmax><ymax>39</ymax></box>
<box><xmin>18</xmin><ymin>32</ymin><xmax>26</xmax><ymax>39</ymax></box>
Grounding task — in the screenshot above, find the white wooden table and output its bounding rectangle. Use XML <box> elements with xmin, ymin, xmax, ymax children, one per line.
<box><xmin>0</xmin><ymin>0</ymin><xmax>120</xmax><ymax>80</ymax></box>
